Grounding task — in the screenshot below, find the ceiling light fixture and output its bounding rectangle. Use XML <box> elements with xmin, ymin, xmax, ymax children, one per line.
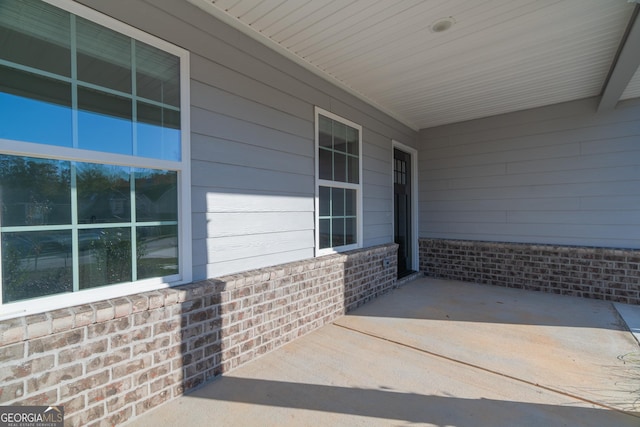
<box><xmin>430</xmin><ymin>17</ymin><xmax>456</xmax><ymax>33</ymax></box>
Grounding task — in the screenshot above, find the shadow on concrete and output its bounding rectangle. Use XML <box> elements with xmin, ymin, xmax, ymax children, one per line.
<box><xmin>184</xmin><ymin>376</ymin><xmax>640</xmax><ymax>427</ymax></box>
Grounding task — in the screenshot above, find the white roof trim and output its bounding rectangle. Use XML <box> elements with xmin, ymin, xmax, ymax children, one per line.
<box><xmin>187</xmin><ymin>0</ymin><xmax>419</xmax><ymax>131</ymax></box>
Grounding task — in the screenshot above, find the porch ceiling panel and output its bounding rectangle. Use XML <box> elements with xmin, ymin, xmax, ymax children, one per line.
<box><xmin>190</xmin><ymin>0</ymin><xmax>638</xmax><ymax>130</ymax></box>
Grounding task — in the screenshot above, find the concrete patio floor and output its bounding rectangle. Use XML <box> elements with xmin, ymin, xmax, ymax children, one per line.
<box><xmin>128</xmin><ymin>278</ymin><xmax>640</xmax><ymax>427</ymax></box>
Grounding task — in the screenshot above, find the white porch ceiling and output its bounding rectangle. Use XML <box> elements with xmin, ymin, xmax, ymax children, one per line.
<box><xmin>190</xmin><ymin>0</ymin><xmax>640</xmax><ymax>130</ymax></box>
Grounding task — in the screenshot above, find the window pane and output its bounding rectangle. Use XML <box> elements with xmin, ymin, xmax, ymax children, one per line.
<box><xmin>318</xmin><ymin>115</ymin><xmax>332</xmax><ymax>148</ymax></box>
<box><xmin>137</xmin><ymin>225</ymin><xmax>178</xmax><ymax>279</ymax></box>
<box><xmin>332</xmin><ymin>188</ymin><xmax>345</xmax><ymax>217</ymax></box>
<box><xmin>77</xmin><ymin>17</ymin><xmax>131</xmax><ymax>93</ymax></box>
<box><xmin>136</xmin><ymin>41</ymin><xmax>180</xmax><ymax>107</ymax></box>
<box><xmin>0</xmin><ymin>0</ymin><xmax>71</xmax><ymax>77</ymax></box>
<box><xmin>77</xmin><ymin>87</ymin><xmax>133</xmax><ymax>155</ymax></box>
<box><xmin>332</xmin><ymin>218</ymin><xmax>345</xmax><ymax>247</ymax></box>
<box><xmin>346</xmin><ymin>127</ymin><xmax>359</xmax><ymax>155</ymax></box>
<box><xmin>0</xmin><ymin>155</ymin><xmax>71</xmax><ymax>226</ymax></box>
<box><xmin>77</xmin><ymin>163</ymin><xmax>131</xmax><ymax>224</ymax></box>
<box><xmin>319</xmin><ymin>219</ymin><xmax>330</xmax><ymax>249</ymax></box>
<box><xmin>135</xmin><ymin>169</ymin><xmax>178</xmax><ymax>222</ymax></box>
<box><xmin>319</xmin><ymin>148</ymin><xmax>332</xmax><ymax>181</ymax></box>
<box><xmin>319</xmin><ymin>186</ymin><xmax>330</xmax><ymax>217</ymax></box>
<box><xmin>0</xmin><ymin>1</ymin><xmax>185</xmax><ymax>304</ymax></box>
<box><xmin>136</xmin><ymin>102</ymin><xmax>181</xmax><ymax>161</ymax></box>
<box><xmin>348</xmin><ymin>156</ymin><xmax>359</xmax><ymax>184</ymax></box>
<box><xmin>345</xmin><ymin>189</ymin><xmax>356</xmax><ymax>216</ymax></box>
<box><xmin>2</xmin><ymin>230</ymin><xmax>72</xmax><ymax>303</ymax></box>
<box><xmin>334</xmin><ymin>152</ymin><xmax>347</xmax><ymax>182</ymax></box>
<box><xmin>0</xmin><ymin>66</ymin><xmax>73</xmax><ymax>147</ymax></box>
<box><xmin>333</xmin><ymin>121</ymin><xmax>347</xmax><ymax>153</ymax></box>
<box><xmin>79</xmin><ymin>227</ymin><xmax>132</xmax><ymax>289</ymax></box>
<box><xmin>345</xmin><ymin>218</ymin><xmax>357</xmax><ymax>245</ymax></box>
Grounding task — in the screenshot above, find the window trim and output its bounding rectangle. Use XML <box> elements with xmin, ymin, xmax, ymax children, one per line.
<box><xmin>0</xmin><ymin>0</ymin><xmax>191</xmax><ymax>320</ymax></box>
<box><xmin>314</xmin><ymin>107</ymin><xmax>363</xmax><ymax>256</ymax></box>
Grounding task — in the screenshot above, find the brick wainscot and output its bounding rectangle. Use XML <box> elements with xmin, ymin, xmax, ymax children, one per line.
<box><xmin>420</xmin><ymin>238</ymin><xmax>640</xmax><ymax>305</ymax></box>
<box><xmin>0</xmin><ymin>244</ymin><xmax>398</xmax><ymax>426</ymax></box>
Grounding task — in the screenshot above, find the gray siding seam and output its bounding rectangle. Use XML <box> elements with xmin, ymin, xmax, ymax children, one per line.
<box><xmin>191</xmin><ymin>133</ymin><xmax>314</xmax><ymax>160</ymax></box>
<box><xmin>191</xmin><ymin>159</ymin><xmax>314</xmax><ymax>179</ymax></box>
<box><xmin>190</xmin><ymin>185</ymin><xmax>311</xmax><ymax>197</ymax></box>
<box><xmin>420</xmin><ymin>115</ymin><xmax>640</xmax><ymax>155</ymax></box>
<box><xmin>191</xmin><ymin>89</ymin><xmax>312</xmax><ymax>140</ymax></box>
<box><xmin>420</xmin><ymin>97</ymin><xmax>639</xmax><ymax>140</ymax></box>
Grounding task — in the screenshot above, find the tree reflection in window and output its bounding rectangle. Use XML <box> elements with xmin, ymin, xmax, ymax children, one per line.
<box><xmin>0</xmin><ymin>154</ymin><xmax>178</xmax><ymax>302</ymax></box>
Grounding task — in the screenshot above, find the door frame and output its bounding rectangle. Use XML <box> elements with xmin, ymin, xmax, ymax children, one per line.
<box><xmin>391</xmin><ymin>140</ymin><xmax>419</xmax><ymax>272</ymax></box>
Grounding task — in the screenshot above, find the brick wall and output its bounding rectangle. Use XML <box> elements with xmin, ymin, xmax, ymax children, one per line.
<box><xmin>0</xmin><ymin>243</ymin><xmax>397</xmax><ymax>426</ymax></box>
<box><xmin>420</xmin><ymin>238</ymin><xmax>640</xmax><ymax>305</ymax></box>
<box><xmin>344</xmin><ymin>244</ymin><xmax>398</xmax><ymax>311</ymax></box>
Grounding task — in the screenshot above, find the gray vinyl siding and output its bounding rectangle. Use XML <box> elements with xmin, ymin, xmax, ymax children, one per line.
<box><xmin>79</xmin><ymin>0</ymin><xmax>417</xmax><ymax>279</ymax></box>
<box><xmin>419</xmin><ymin>97</ymin><xmax>640</xmax><ymax>249</ymax></box>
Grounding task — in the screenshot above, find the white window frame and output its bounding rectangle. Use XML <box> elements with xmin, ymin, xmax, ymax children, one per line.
<box><xmin>0</xmin><ymin>0</ymin><xmax>192</xmax><ymax>320</ymax></box>
<box><xmin>314</xmin><ymin>107</ymin><xmax>363</xmax><ymax>256</ymax></box>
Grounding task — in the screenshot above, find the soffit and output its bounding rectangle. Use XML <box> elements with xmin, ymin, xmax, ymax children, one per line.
<box><xmin>190</xmin><ymin>0</ymin><xmax>638</xmax><ymax>130</ymax></box>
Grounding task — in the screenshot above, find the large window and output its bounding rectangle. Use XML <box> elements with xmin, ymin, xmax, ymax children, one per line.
<box><xmin>0</xmin><ymin>0</ymin><xmax>191</xmax><ymax>314</ymax></box>
<box><xmin>315</xmin><ymin>108</ymin><xmax>362</xmax><ymax>254</ymax></box>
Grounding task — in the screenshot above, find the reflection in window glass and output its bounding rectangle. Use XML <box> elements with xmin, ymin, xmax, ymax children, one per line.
<box><xmin>318</xmin><ymin>116</ymin><xmax>332</xmax><ymax>148</ymax></box>
<box><xmin>318</xmin><ymin>114</ymin><xmax>359</xmax><ymax>184</ymax></box>
<box><xmin>137</xmin><ymin>102</ymin><xmax>181</xmax><ymax>161</ymax></box>
<box><xmin>0</xmin><ymin>155</ymin><xmax>71</xmax><ymax>226</ymax></box>
<box><xmin>0</xmin><ymin>0</ymin><xmax>185</xmax><ymax>307</ymax></box>
<box><xmin>2</xmin><ymin>230</ymin><xmax>72</xmax><ymax>303</ymax></box>
<box><xmin>0</xmin><ymin>66</ymin><xmax>73</xmax><ymax>147</ymax></box>
<box><xmin>319</xmin><ymin>148</ymin><xmax>332</xmax><ymax>181</ymax></box>
<box><xmin>332</xmin><ymin>188</ymin><xmax>345</xmax><ymax>217</ymax></box>
<box><xmin>318</xmin><ymin>187</ymin><xmax>357</xmax><ymax>249</ymax></box>
<box><xmin>348</xmin><ymin>156</ymin><xmax>359</xmax><ymax>184</ymax></box>
<box><xmin>137</xmin><ymin>225</ymin><xmax>178</xmax><ymax>279</ymax></box>
<box><xmin>136</xmin><ymin>40</ymin><xmax>180</xmax><ymax>107</ymax></box>
<box><xmin>77</xmin><ymin>164</ymin><xmax>131</xmax><ymax>224</ymax></box>
<box><xmin>77</xmin><ymin>17</ymin><xmax>131</xmax><ymax>93</ymax></box>
<box><xmin>334</xmin><ymin>152</ymin><xmax>347</xmax><ymax>182</ymax></box>
<box><xmin>77</xmin><ymin>87</ymin><xmax>133</xmax><ymax>155</ymax></box>
<box><xmin>317</xmin><ymin>111</ymin><xmax>360</xmax><ymax>251</ymax></box>
<box><xmin>332</xmin><ymin>218</ymin><xmax>345</xmax><ymax>247</ymax></box>
<box><xmin>346</xmin><ymin>127</ymin><xmax>359</xmax><ymax>156</ymax></box>
<box><xmin>135</xmin><ymin>170</ymin><xmax>178</xmax><ymax>222</ymax></box>
<box><xmin>319</xmin><ymin>218</ymin><xmax>330</xmax><ymax>250</ymax></box>
<box><xmin>79</xmin><ymin>227</ymin><xmax>132</xmax><ymax>289</ymax></box>
<box><xmin>345</xmin><ymin>190</ymin><xmax>356</xmax><ymax>216</ymax></box>
<box><xmin>0</xmin><ymin>0</ymin><xmax>71</xmax><ymax>77</ymax></box>
<box><xmin>333</xmin><ymin>121</ymin><xmax>347</xmax><ymax>152</ymax></box>
<box><xmin>0</xmin><ymin>155</ymin><xmax>179</xmax><ymax>302</ymax></box>
<box><xmin>345</xmin><ymin>218</ymin><xmax>356</xmax><ymax>245</ymax></box>
<box><xmin>0</xmin><ymin>0</ymin><xmax>181</xmax><ymax>160</ymax></box>
<box><xmin>319</xmin><ymin>186</ymin><xmax>330</xmax><ymax>216</ymax></box>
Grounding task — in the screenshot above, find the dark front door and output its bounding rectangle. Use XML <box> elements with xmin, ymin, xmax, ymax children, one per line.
<box><xmin>394</xmin><ymin>148</ymin><xmax>413</xmax><ymax>278</ymax></box>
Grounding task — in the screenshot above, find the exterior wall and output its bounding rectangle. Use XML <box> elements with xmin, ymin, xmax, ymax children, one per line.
<box><xmin>419</xmin><ymin>97</ymin><xmax>640</xmax><ymax>249</ymax></box>
<box><xmin>0</xmin><ymin>2</ymin><xmax>409</xmax><ymax>426</ymax></box>
<box><xmin>420</xmin><ymin>239</ymin><xmax>639</xmax><ymax>305</ymax></box>
<box><xmin>77</xmin><ymin>0</ymin><xmax>417</xmax><ymax>280</ymax></box>
<box><xmin>0</xmin><ymin>244</ymin><xmax>397</xmax><ymax>426</ymax></box>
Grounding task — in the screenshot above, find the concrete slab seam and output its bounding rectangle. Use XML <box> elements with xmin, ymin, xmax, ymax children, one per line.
<box><xmin>333</xmin><ymin>323</ymin><xmax>640</xmax><ymax>419</ymax></box>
